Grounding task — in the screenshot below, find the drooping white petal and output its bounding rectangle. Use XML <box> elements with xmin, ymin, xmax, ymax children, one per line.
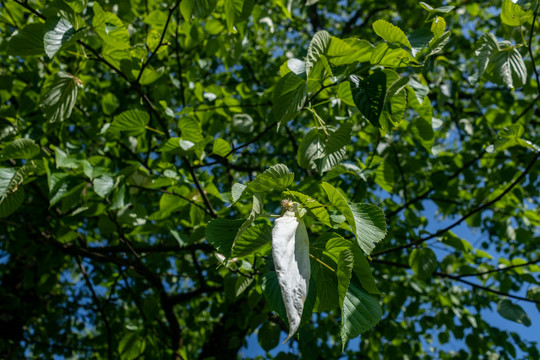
<box><xmin>272</xmin><ymin>211</ymin><xmax>311</xmax><ymax>343</ymax></box>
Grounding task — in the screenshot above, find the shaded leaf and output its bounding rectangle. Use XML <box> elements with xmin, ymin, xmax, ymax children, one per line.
<box><xmin>272</xmin><ymin>72</ymin><xmax>307</xmax><ymax>125</ymax></box>
<box><xmin>7</xmin><ymin>23</ymin><xmax>46</xmax><ymax>56</ymax></box>
<box><xmin>40</xmin><ymin>72</ymin><xmax>82</xmax><ymax>123</ymax></box>
<box><xmin>1</xmin><ymin>139</ymin><xmax>40</xmax><ymax>160</ymax></box>
<box><xmin>409</xmin><ymin>248</ymin><xmax>438</xmax><ymax>279</ymax></box>
<box><xmin>497</xmin><ymin>299</ymin><xmax>531</xmax><ymax>326</ymax></box>
<box><xmin>350</xmin><ymin>70</ymin><xmax>386</xmax><ymax>128</ymax></box>
<box><xmin>206</xmin><ymin>218</ymin><xmax>245</xmax><ymax>258</ymax></box>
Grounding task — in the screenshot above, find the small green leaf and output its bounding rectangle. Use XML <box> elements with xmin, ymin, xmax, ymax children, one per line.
<box><xmin>179</xmin><ymin>118</ymin><xmax>203</xmax><ymax>144</ymax></box>
<box><xmin>40</xmin><ymin>72</ymin><xmax>82</xmax><ymax>123</ymax></box>
<box><xmin>372</xmin><ymin>20</ymin><xmax>411</xmax><ymax>49</ymax></box>
<box><xmin>6</xmin><ymin>23</ymin><xmax>46</xmax><ymax>56</ymax></box>
<box><xmin>322</xmin><ymin>182</ymin><xmax>387</xmax><ymax>255</ymax></box>
<box><xmin>431</xmin><ymin>17</ymin><xmax>446</xmax><ymax>39</ymax></box>
<box><xmin>212</xmin><ymin>138</ymin><xmax>231</xmax><ymax>158</ymax></box>
<box><xmin>180</xmin><ymin>0</ymin><xmax>218</xmax><ymax>20</ymax></box>
<box><xmin>101</xmin><ymin>93</ymin><xmax>119</xmax><ymax>116</ymax></box>
<box><xmin>94</xmin><ymin>175</ymin><xmax>115</xmax><ymax>198</ymax></box>
<box><xmin>110</xmin><ymin>110</ymin><xmax>149</xmax><ymax>134</ymax></box>
<box><xmin>1</xmin><ymin>139</ymin><xmax>40</xmax><ymax>160</ymax></box>
<box><xmin>350</xmin><ymin>70</ymin><xmax>386</xmax><ymax>128</ymax></box>
<box><xmin>497</xmin><ymin>299</ymin><xmax>531</xmax><ymax>326</ymax></box>
<box><xmin>501</xmin><ymin>0</ymin><xmax>534</xmax><ymax>26</ymax></box>
<box><xmin>469</xmin><ymin>33</ymin><xmax>499</xmax><ymax>84</ymax></box>
<box><xmin>340</xmin><ymin>278</ymin><xmax>382</xmax><ymax>350</ymax></box>
<box><xmin>419</xmin><ymin>2</ymin><xmax>455</xmax><ymax>13</ymax></box>
<box><xmin>409</xmin><ymin>248</ymin><xmax>438</xmax><ymax>279</ymax></box>
<box><xmin>272</xmin><ymin>72</ymin><xmax>307</xmax><ymax>126</ymax></box>
<box><xmin>118</xmin><ymin>331</ymin><xmax>146</xmax><ymax>360</ymax></box>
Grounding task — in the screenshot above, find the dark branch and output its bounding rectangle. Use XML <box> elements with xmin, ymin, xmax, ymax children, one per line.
<box><xmin>376</xmin><ymin>152</ymin><xmax>539</xmax><ymax>256</ymax></box>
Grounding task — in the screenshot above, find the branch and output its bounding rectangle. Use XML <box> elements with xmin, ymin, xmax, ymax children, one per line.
<box><xmin>74</xmin><ymin>256</ymin><xmax>113</xmax><ymax>359</ymax></box>
<box><xmin>456</xmin><ymin>258</ymin><xmax>540</xmax><ymax>278</ymax></box>
<box><xmin>341</xmin><ymin>7</ymin><xmax>390</xmax><ymax>36</ymax></box>
<box><xmin>12</xmin><ymin>0</ymin><xmax>46</xmax><ymax>20</ymax></box>
<box><xmin>184</xmin><ymin>157</ymin><xmax>218</xmax><ymax>218</ymax></box>
<box><xmin>372</xmin><ymin>259</ymin><xmax>540</xmax><ymax>305</ymax></box>
<box><xmin>386</xmin><ymin>148</ymin><xmax>487</xmax><ymax>219</ymax></box>
<box><xmin>89</xmin><ymin>243</ymin><xmax>214</xmax><ymax>254</ymax></box>
<box><xmin>527</xmin><ymin>7</ymin><xmax>540</xmax><ymax>95</ymax></box>
<box><xmin>168</xmin><ymin>285</ymin><xmax>224</xmax><ymax>304</ymax></box>
<box><xmin>375</xmin><ymin>152</ymin><xmax>539</xmax><ymax>256</ymax></box>
<box><xmin>136</xmin><ymin>1</ymin><xmax>182</xmax><ymax>83</ymax></box>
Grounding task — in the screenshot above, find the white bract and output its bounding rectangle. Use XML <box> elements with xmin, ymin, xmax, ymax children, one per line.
<box><xmin>272</xmin><ymin>208</ymin><xmax>310</xmax><ymax>343</ymax></box>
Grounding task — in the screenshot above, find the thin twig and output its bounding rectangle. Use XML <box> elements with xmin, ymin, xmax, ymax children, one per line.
<box><xmin>137</xmin><ymin>0</ymin><xmax>182</xmax><ymax>83</ymax></box>
<box><xmin>74</xmin><ymin>256</ymin><xmax>113</xmax><ymax>359</ymax></box>
<box><xmin>375</xmin><ymin>152</ymin><xmax>539</xmax><ymax>256</ymax></box>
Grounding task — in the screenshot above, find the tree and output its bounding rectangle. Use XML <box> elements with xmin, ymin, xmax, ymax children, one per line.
<box><xmin>1</xmin><ymin>0</ymin><xmax>539</xmax><ymax>358</ymax></box>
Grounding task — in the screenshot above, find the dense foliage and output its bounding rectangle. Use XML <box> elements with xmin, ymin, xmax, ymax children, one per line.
<box><xmin>1</xmin><ymin>0</ymin><xmax>539</xmax><ymax>358</ymax></box>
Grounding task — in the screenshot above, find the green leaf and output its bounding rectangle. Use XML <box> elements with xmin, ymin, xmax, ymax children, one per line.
<box><xmin>231</xmin><ymin>183</ymin><xmax>247</xmax><ymax>203</ymax></box>
<box><xmin>486</xmin><ymin>47</ymin><xmax>527</xmax><ymax>89</ymax></box>
<box><xmin>110</xmin><ymin>110</ymin><xmax>149</xmax><ymax>134</ymax></box>
<box><xmin>93</xmin><ymin>2</ymin><xmax>130</xmax><ymax>49</ymax></box>
<box><xmin>118</xmin><ymin>331</ymin><xmax>146</xmax><ymax>360</ymax></box>
<box><xmin>350</xmin><ymin>70</ymin><xmax>386</xmax><ymax>128</ymax></box>
<box><xmin>469</xmin><ymin>33</ymin><xmax>499</xmax><ymax>84</ymax></box>
<box><xmin>206</xmin><ymin>218</ymin><xmax>245</xmax><ymax>258</ymax></box>
<box><xmin>94</xmin><ymin>175</ymin><xmax>115</xmax><ymax>198</ymax></box>
<box><xmin>285</xmin><ymin>190</ymin><xmax>331</xmax><ymax>227</ymax></box>
<box><xmin>497</xmin><ymin>299</ymin><xmax>531</xmax><ymax>326</ymax></box>
<box><xmin>431</xmin><ymin>17</ymin><xmax>446</xmax><ymax>39</ymax></box>
<box><xmin>409</xmin><ymin>248</ymin><xmax>438</xmax><ymax>279</ymax></box>
<box><xmin>306</xmin><ymin>30</ymin><xmax>331</xmax><ymax>75</ymax></box>
<box><xmin>224</xmin><ymin>0</ymin><xmax>254</xmax><ymax>32</ymax></box>
<box><xmin>212</xmin><ymin>138</ymin><xmax>232</xmax><ymax>158</ymax></box>
<box><xmin>258</xmin><ymin>321</ymin><xmax>281</xmax><ymax>352</ymax></box>
<box><xmin>372</xmin><ymin>20</ymin><xmax>411</xmax><ymax>49</ymax></box>
<box><xmin>231</xmin><ymin>223</ymin><xmax>272</xmax><ymax>258</ymax></box>
<box><xmin>337</xmin><ymin>249</ymin><xmax>354</xmax><ymax>306</ymax></box>
<box><xmin>309</xmin><ymin>248</ymin><xmax>339</xmax><ymax>312</ymax></box>
<box><xmin>370</xmin><ymin>42</ymin><xmax>415</xmax><ymax>67</ymax></box>
<box><xmin>427</xmin><ymin>31</ymin><xmax>451</xmax><ymax>57</ymax></box>
<box><xmin>55</xmin><ymin>147</ymin><xmax>80</xmax><ymax>169</ymax></box>
<box><xmin>419</xmin><ymin>2</ymin><xmax>455</xmax><ymax>13</ymax></box>
<box><xmin>1</xmin><ymin>139</ymin><xmax>40</xmax><ymax>160</ymax></box>
<box><xmin>7</xmin><ymin>23</ymin><xmax>46</xmax><ymax>56</ymax></box>
<box><xmin>501</xmin><ymin>0</ymin><xmax>534</xmax><ymax>26</ymax></box>
<box><xmin>340</xmin><ymin>278</ymin><xmax>382</xmax><ymax>350</ymax></box>
<box><xmin>179</xmin><ymin>118</ymin><xmax>203</xmax><ymax>144</ymax></box>
<box><xmin>40</xmin><ymin>72</ymin><xmax>82</xmax><ymax>123</ymax></box>
<box><xmin>234</xmin><ymin>164</ymin><xmax>294</xmax><ymax>202</ymax></box>
<box><xmin>272</xmin><ymin>72</ymin><xmax>307</xmax><ymax>125</ymax></box>
<box><xmin>297</xmin><ymin>123</ymin><xmax>351</xmax><ymax>173</ymax></box>
<box><xmin>48</xmin><ymin>173</ymin><xmax>83</xmax><ymax>207</ymax></box>
<box><xmin>44</xmin><ymin>17</ymin><xmax>77</xmax><ymax>59</ymax></box>
<box><xmin>101</xmin><ymin>93</ymin><xmax>119</xmax><ymax>116</ymax></box>
<box><xmin>409</xmin><ymin>116</ymin><xmax>434</xmax><ymax>153</ymax></box>
<box><xmin>322</xmin><ymin>182</ymin><xmax>387</xmax><ymax>255</ymax></box>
